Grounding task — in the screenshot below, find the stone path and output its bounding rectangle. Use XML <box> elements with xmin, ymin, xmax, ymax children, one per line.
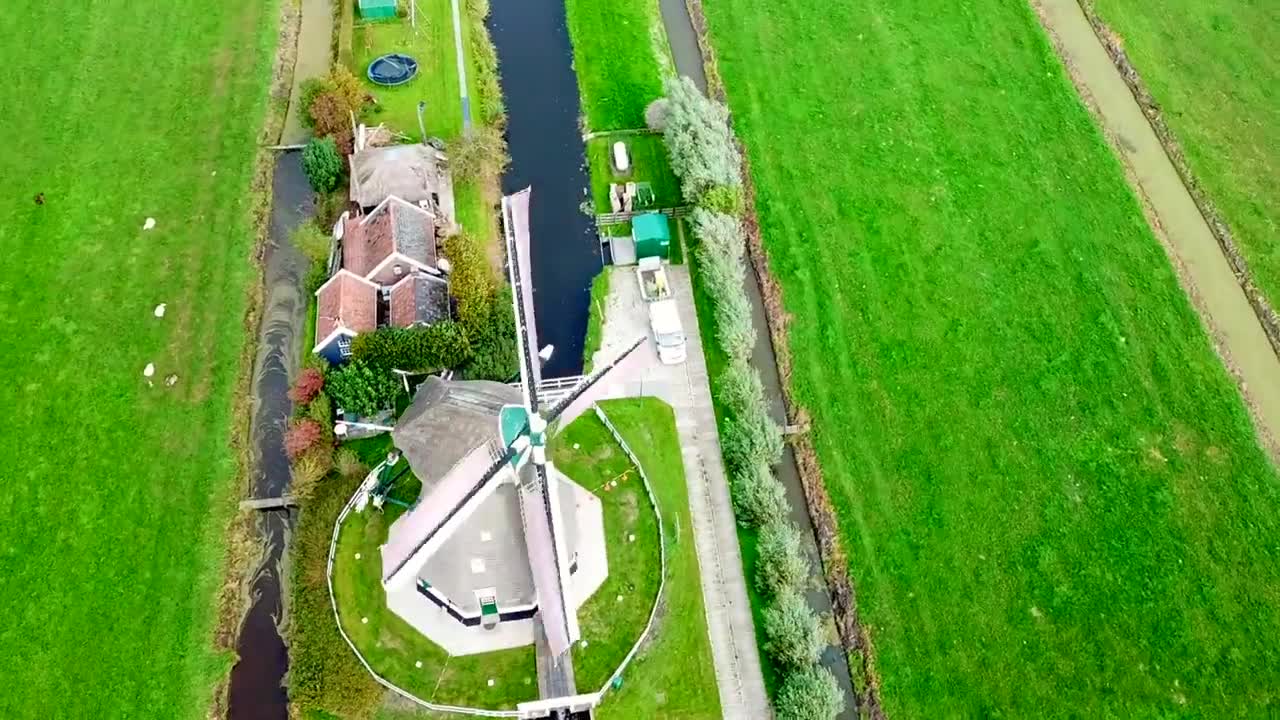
<box><xmin>1034</xmin><ymin>0</ymin><xmax>1280</xmax><ymax>448</ymax></box>
<box><xmin>280</xmin><ymin>0</ymin><xmax>334</xmax><ymax>145</ymax></box>
<box><xmin>594</xmin><ymin>266</ymin><xmax>770</xmax><ymax>719</ymax></box>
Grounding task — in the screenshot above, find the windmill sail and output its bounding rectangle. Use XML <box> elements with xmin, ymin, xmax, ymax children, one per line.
<box><xmin>381</xmin><ymin>440</ymin><xmax>520</xmax><ymax>588</ymax></box>
<box><xmin>545</xmin><ymin>336</ymin><xmax>647</xmax><ymax>428</ymax></box>
<box><xmin>518</xmin><ymin>461</ymin><xmax>576</xmax><ymax>655</ymax></box>
<box><xmin>502</xmin><ymin>188</ymin><xmax>543</xmax><ymax>412</ymax></box>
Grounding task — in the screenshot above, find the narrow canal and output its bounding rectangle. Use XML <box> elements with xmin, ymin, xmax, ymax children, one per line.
<box><xmin>227</xmin><ymin>151</ymin><xmax>310</xmax><ymax>720</ymax></box>
<box><xmin>487</xmin><ymin>0</ymin><xmax>599</xmax><ymax>379</ymax></box>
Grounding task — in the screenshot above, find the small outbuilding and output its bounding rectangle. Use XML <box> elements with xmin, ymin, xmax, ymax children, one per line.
<box><xmin>632</xmin><ymin>212</ymin><xmax>671</xmax><ymax>260</ymax></box>
<box><xmin>357</xmin><ymin>0</ymin><xmax>398</xmax><ymax>20</ymax></box>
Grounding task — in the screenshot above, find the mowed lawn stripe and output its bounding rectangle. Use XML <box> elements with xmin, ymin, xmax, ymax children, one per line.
<box><xmin>701</xmin><ymin>0</ymin><xmax>1280</xmax><ymax>715</ymax></box>
<box><xmin>0</xmin><ymin>0</ymin><xmax>278</xmax><ymax>716</ymax></box>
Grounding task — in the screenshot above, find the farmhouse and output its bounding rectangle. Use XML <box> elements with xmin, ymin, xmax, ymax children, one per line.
<box><xmin>379</xmin><ymin>377</ymin><xmax>608</xmax><ymax>656</ymax></box>
<box><xmin>313</xmin><ymin>195</ymin><xmax>452</xmax><ymax>360</ymax></box>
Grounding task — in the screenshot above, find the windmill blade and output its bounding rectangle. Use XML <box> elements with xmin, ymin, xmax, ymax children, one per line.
<box><xmin>518</xmin><ymin>460</ymin><xmax>575</xmax><ymax>655</ymax></box>
<box><xmin>381</xmin><ymin>439</ymin><xmax>521</xmax><ymax>584</ymax></box>
<box><xmin>544</xmin><ymin>335</ymin><xmax>647</xmax><ymax>427</ymax></box>
<box><xmin>502</xmin><ymin>188</ymin><xmax>542</xmax><ymax>412</ymax></box>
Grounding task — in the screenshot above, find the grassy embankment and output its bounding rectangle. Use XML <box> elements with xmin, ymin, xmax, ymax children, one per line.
<box><xmin>0</xmin><ymin>0</ymin><xmax>280</xmax><ymax>717</ymax></box>
<box><xmin>1093</xmin><ymin>0</ymin><xmax>1278</xmax><ymax>309</ymax></box>
<box><xmin>699</xmin><ymin>0</ymin><xmax>1280</xmax><ymax>715</ymax></box>
<box><xmin>572</xmin><ymin>399</ymin><xmax>722</xmax><ymax>719</ymax></box>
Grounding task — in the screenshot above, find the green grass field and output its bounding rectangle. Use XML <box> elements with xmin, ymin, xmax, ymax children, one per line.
<box><xmin>700</xmin><ymin>0</ymin><xmax>1280</xmax><ymax>715</ymax></box>
<box><xmin>1093</xmin><ymin>0</ymin><xmax>1280</xmax><ymax>310</ymax></box>
<box><xmin>0</xmin><ymin>0</ymin><xmax>279</xmax><ymax>716</ymax></box>
<box><xmin>586</xmin><ymin>135</ymin><xmax>682</xmax><ymax>213</ymax></box>
<box><xmin>587</xmin><ymin>399</ymin><xmax>722</xmax><ymax>719</ymax></box>
<box><xmin>566</xmin><ymin>0</ymin><xmax>670</xmax><ymax>130</ymax></box>
<box><xmin>553</xmin><ymin>404</ymin><xmax>663</xmax><ymax>695</ymax></box>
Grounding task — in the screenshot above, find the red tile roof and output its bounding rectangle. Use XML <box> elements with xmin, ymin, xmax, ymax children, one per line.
<box><xmin>315</xmin><ymin>271</ymin><xmax>378</xmax><ymax>349</ymax></box>
<box><xmin>342</xmin><ymin>210</ymin><xmax>395</xmax><ymax>278</ymax></box>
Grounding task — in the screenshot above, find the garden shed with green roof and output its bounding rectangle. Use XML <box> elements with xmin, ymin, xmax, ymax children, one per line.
<box><xmin>358</xmin><ymin>0</ymin><xmax>397</xmax><ymax>20</ymax></box>
<box><xmin>632</xmin><ymin>212</ymin><xmax>671</xmax><ymax>260</ymax></box>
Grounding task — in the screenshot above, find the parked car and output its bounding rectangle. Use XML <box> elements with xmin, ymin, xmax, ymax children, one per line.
<box><xmin>636</xmin><ymin>257</ymin><xmax>686</xmax><ymax>364</ymax></box>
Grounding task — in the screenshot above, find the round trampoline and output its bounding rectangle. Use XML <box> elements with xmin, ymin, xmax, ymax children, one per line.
<box><xmin>367</xmin><ymin>54</ymin><xmax>419</xmax><ymax>87</ymax></box>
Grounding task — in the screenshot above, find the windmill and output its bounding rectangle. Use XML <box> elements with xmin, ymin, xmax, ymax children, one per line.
<box><xmin>377</xmin><ymin>187</ymin><xmax>646</xmax><ymax>698</ymax></box>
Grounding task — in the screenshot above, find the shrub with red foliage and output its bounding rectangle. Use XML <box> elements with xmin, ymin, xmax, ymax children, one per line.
<box><xmin>284</xmin><ymin>418</ymin><xmax>326</xmax><ymax>460</ymax></box>
<box><xmin>289</xmin><ymin>367</ymin><xmax>325</xmax><ymax>405</ymax></box>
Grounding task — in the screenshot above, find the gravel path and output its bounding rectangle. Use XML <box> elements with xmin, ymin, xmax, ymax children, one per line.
<box><xmin>280</xmin><ymin>0</ymin><xmax>333</xmax><ymax>145</ymax></box>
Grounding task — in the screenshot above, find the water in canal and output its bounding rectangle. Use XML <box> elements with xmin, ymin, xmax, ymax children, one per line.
<box><xmin>227</xmin><ymin>152</ymin><xmax>310</xmax><ymax>720</ymax></box>
<box><xmin>487</xmin><ymin>0</ymin><xmax>599</xmax><ymax>378</ymax></box>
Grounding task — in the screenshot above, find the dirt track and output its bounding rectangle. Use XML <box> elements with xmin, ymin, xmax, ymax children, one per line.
<box><xmin>1033</xmin><ymin>0</ymin><xmax>1280</xmax><ymax>456</ymax></box>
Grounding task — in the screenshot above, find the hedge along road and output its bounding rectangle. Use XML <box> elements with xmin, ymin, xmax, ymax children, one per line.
<box><xmin>1031</xmin><ymin>0</ymin><xmax>1280</xmax><ymax>451</ymax></box>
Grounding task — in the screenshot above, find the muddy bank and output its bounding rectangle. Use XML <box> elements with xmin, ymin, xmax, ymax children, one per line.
<box><xmin>227</xmin><ymin>151</ymin><xmax>312</xmax><ymax>719</ymax></box>
<box><xmin>487</xmin><ymin>0</ymin><xmax>598</xmax><ymax>378</ymax></box>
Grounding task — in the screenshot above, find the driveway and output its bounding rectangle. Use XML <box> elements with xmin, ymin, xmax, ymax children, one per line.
<box><xmin>590</xmin><ymin>265</ymin><xmax>770</xmax><ymax>720</ymax></box>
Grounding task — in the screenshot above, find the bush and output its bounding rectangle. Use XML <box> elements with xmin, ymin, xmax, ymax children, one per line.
<box><xmin>443</xmin><ymin>232</ymin><xmax>496</xmax><ymax>335</ymax></box>
<box><xmin>285</xmin><ymin>419</ymin><xmax>326</xmax><ymax>460</ymax></box>
<box><xmin>763</xmin><ymin>590</ymin><xmax>824</xmax><ymax>671</ymax></box>
<box><xmin>447</xmin><ymin>126</ymin><xmax>508</xmax><ymax>184</ymax></box>
<box><xmin>722</xmin><ymin>407</ymin><xmax>784</xmax><ymax>474</ymax></box>
<box><xmin>351</xmin><ymin>322</ymin><xmax>472</xmax><ymax>372</ymax></box>
<box><xmin>291</xmin><ymin>223</ymin><xmax>332</xmax><ymax>267</ymax></box>
<box><xmin>334</xmin><ymin>447</ymin><xmax>368</xmax><ymax>479</ymax></box>
<box><xmin>731</xmin><ymin>464</ymin><xmax>789</xmax><ymax>529</ymax></box>
<box><xmin>661</xmin><ymin>76</ymin><xmax>742</xmax><ymax>204</ymax></box>
<box><xmin>699</xmin><ymin>184</ymin><xmax>745</xmax><ymax>216</ymax></box>
<box><xmin>756</xmin><ymin>520</ymin><xmax>810</xmax><ymax>597</ymax></box>
<box><xmin>775</xmin><ymin>666</ymin><xmax>845</xmax><ymax>720</ymax></box>
<box><xmin>291</xmin><ymin>446</ymin><xmax>333</xmax><ymax>501</ymax></box>
<box><xmin>306</xmin><ymin>391</ymin><xmax>333</xmax><ymax>429</ymax></box>
<box><xmin>690</xmin><ymin>208</ymin><xmax>745</xmax><ymax>266</ymax></box>
<box><xmin>299</xmin><ymin>78</ymin><xmax>330</xmax><ymax>130</ymax></box>
<box><xmin>461</xmin><ymin>288</ymin><xmax>519</xmax><ymax>381</ymax></box>
<box><xmin>289</xmin><ymin>367</ymin><xmax>325</xmax><ymax>405</ymax></box>
<box><xmin>325</xmin><ymin>360</ymin><xmax>401</xmax><ymax>417</ymax></box>
<box><xmin>308</xmin><ymin>92</ymin><xmax>354</xmax><ymax>155</ymax></box>
<box><xmin>305</xmin><ymin>262</ymin><xmax>330</xmax><ymax>294</ymax></box>
<box><xmin>711</xmin><ymin>286</ymin><xmax>756</xmax><ymax>361</ymax></box>
<box><xmin>645</xmin><ymin>98</ymin><xmax>670</xmax><ymax>132</ymax></box>
<box><xmin>302</xmin><ymin>137</ymin><xmax>343</xmax><ymax>194</ymax></box>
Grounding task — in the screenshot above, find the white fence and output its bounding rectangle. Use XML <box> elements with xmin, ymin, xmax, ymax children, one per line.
<box><xmin>323</xmin><ymin>402</ymin><xmax>669</xmax><ymax>716</ymax></box>
<box><xmin>592</xmin><ymin>404</ymin><xmax>669</xmax><ymax>700</ymax></box>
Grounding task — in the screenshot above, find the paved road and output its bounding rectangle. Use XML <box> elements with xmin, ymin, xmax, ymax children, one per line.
<box><xmin>592</xmin><ymin>266</ymin><xmax>770</xmax><ymax>719</ymax></box>
<box><xmin>1035</xmin><ymin>0</ymin><xmax>1280</xmax><ymax>449</ymax></box>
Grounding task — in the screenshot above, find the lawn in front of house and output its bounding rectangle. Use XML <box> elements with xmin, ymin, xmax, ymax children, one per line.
<box><xmin>553</xmin><ymin>403</ymin><xmax>662</xmax><ymax>695</ymax></box>
<box><xmin>699</xmin><ymin>0</ymin><xmax>1280</xmax><ymax>715</ymax></box>
<box><xmin>352</xmin><ymin>11</ymin><xmax>471</xmax><ymax>139</ymax></box>
<box><xmin>565</xmin><ymin>0</ymin><xmax>670</xmax><ymax>130</ymax></box>
<box><xmin>330</xmin><ymin>463</ymin><xmax>538</xmax><ymax>711</ymax></box>
<box><xmin>587</xmin><ymin>135</ymin><xmax>682</xmax><ymax>214</ymax></box>
<box><xmin>0</xmin><ymin>0</ymin><xmax>279</xmax><ymax>716</ymax></box>
<box><xmin>1092</xmin><ymin>0</ymin><xmax>1279</xmax><ymax>310</ymax></box>
<box><xmin>582</xmin><ymin>399</ymin><xmax>723</xmax><ymax>719</ymax></box>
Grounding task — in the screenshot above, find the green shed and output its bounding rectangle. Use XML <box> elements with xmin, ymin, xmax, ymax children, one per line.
<box><xmin>632</xmin><ymin>213</ymin><xmax>671</xmax><ymax>259</ymax></box>
<box><xmin>358</xmin><ymin>0</ymin><xmax>398</xmax><ymax>20</ymax></box>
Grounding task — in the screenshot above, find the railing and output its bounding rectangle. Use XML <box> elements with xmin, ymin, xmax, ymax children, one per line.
<box><xmin>596</xmin><ymin>205</ymin><xmax>691</xmax><ymax>226</ymax></box>
<box><xmin>592</xmin><ymin>405</ymin><xmax>669</xmax><ymax>701</ymax></box>
<box><xmin>510</xmin><ymin>375</ymin><xmax>587</xmax><ymax>405</ymax></box>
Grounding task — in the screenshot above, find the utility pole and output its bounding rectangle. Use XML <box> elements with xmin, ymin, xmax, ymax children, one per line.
<box><xmin>416</xmin><ymin>101</ymin><xmax>427</xmax><ymax>144</ymax></box>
